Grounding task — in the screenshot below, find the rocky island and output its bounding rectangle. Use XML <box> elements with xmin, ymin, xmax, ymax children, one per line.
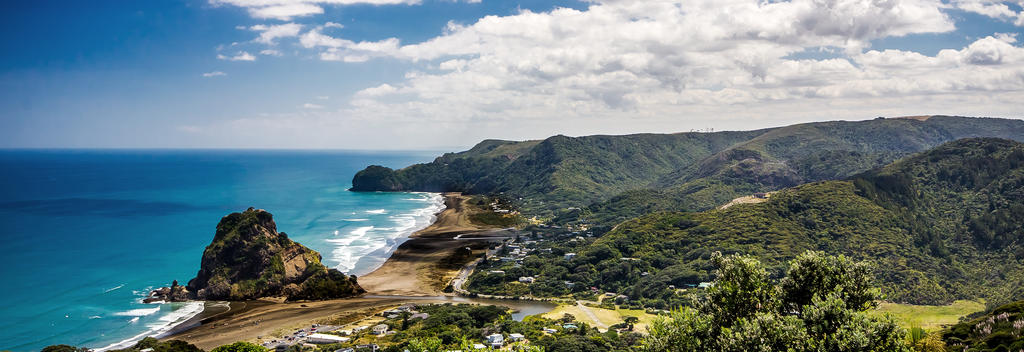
<box><xmin>145</xmin><ymin>208</ymin><xmax>363</xmax><ymax>302</ymax></box>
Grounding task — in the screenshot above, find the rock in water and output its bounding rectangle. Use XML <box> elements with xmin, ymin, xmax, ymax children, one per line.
<box><xmin>350</xmin><ymin>165</ymin><xmax>403</xmax><ymax>191</ymax></box>
<box><xmin>147</xmin><ymin>208</ymin><xmax>363</xmax><ymax>302</ymax></box>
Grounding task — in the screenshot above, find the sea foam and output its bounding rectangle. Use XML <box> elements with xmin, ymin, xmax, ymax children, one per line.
<box><xmin>95</xmin><ymin>302</ymin><xmax>204</xmax><ymax>352</ymax></box>
<box><xmin>331</xmin><ymin>193</ymin><xmax>445</xmax><ymax>275</ymax></box>
<box><xmin>113</xmin><ymin>307</ymin><xmax>160</xmax><ymax>317</ymax></box>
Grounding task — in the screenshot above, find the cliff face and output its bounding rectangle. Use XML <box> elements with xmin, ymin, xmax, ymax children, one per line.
<box><xmin>147</xmin><ymin>208</ymin><xmax>363</xmax><ymax>302</ymax></box>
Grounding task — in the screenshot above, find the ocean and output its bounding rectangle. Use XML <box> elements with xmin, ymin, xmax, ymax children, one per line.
<box><xmin>0</xmin><ymin>149</ymin><xmax>442</xmax><ymax>351</ymax></box>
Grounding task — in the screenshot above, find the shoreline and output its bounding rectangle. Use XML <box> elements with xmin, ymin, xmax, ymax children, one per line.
<box><xmin>162</xmin><ymin>192</ymin><xmax>516</xmax><ymax>349</ymax></box>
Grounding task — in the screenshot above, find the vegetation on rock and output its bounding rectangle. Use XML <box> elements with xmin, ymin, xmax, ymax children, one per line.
<box><xmin>145</xmin><ymin>208</ymin><xmax>364</xmax><ymax>302</ymax></box>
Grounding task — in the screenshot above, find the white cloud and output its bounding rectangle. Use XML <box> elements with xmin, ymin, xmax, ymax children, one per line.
<box><xmin>302</xmin><ymin>103</ymin><xmax>325</xmax><ymax>109</ymax></box>
<box><xmin>202</xmin><ymin>71</ymin><xmax>227</xmax><ymax>77</ymax></box>
<box><xmin>247</xmin><ymin>3</ymin><xmax>324</xmax><ymax>20</ymax></box>
<box><xmin>260</xmin><ymin>49</ymin><xmax>283</xmax><ymax>56</ymax></box>
<box><xmin>210</xmin><ymin>0</ymin><xmax>425</xmax><ymax>20</ymax></box>
<box><xmin>300</xmin><ymin>27</ymin><xmax>353</xmax><ymax>48</ymax></box>
<box><xmin>249</xmin><ymin>23</ymin><xmax>303</xmax><ymax>44</ymax></box>
<box><xmin>950</xmin><ymin>0</ymin><xmax>1024</xmax><ymax>26</ymax></box>
<box><xmin>192</xmin><ymin>0</ymin><xmax>1024</xmax><ymax>149</ymax></box>
<box><xmin>217</xmin><ymin>51</ymin><xmax>257</xmax><ymax>61</ymax></box>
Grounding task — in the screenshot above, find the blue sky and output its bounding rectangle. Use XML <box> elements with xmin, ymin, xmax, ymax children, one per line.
<box><xmin>2</xmin><ymin>0</ymin><xmax>1022</xmax><ymax>150</ymax></box>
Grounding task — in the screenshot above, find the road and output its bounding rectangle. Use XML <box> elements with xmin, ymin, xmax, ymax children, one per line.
<box><xmin>576</xmin><ymin>301</ymin><xmax>608</xmax><ymax>330</ymax></box>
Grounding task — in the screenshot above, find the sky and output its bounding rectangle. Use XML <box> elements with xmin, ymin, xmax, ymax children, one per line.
<box><xmin>1</xmin><ymin>0</ymin><xmax>1023</xmax><ymax>150</ymax></box>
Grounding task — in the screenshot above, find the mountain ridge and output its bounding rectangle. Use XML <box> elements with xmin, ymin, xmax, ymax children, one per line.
<box><xmin>352</xmin><ymin>116</ymin><xmax>1024</xmax><ymax>224</ymax></box>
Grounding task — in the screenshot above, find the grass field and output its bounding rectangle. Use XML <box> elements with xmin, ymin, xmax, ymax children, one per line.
<box><xmin>616</xmin><ymin>308</ymin><xmax>660</xmax><ymax>333</ymax></box>
<box><xmin>875</xmin><ymin>300</ymin><xmax>985</xmax><ymax>331</ymax></box>
<box><xmin>541</xmin><ymin>304</ymin><xmax>659</xmax><ymax>333</ymax></box>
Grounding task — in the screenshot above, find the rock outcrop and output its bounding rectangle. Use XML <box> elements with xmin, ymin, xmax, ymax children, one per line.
<box><xmin>350</xmin><ymin>165</ymin><xmax>403</xmax><ymax>191</ymax></box>
<box><xmin>145</xmin><ymin>208</ymin><xmax>363</xmax><ymax>302</ymax></box>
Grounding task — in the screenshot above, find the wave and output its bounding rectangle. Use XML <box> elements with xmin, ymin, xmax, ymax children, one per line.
<box><xmin>330</xmin><ymin>192</ymin><xmax>446</xmax><ymax>274</ymax></box>
<box><xmin>104</xmin><ymin>284</ymin><xmax>125</xmax><ymax>293</ymax></box>
<box><xmin>344</xmin><ymin>218</ymin><xmax>369</xmax><ymax>222</ymax></box>
<box><xmin>94</xmin><ymin>302</ymin><xmax>204</xmax><ymax>352</ymax></box>
<box><xmin>365</xmin><ymin>209</ymin><xmax>388</xmax><ymax>214</ymax></box>
<box><xmin>350</xmin><ymin>226</ymin><xmax>374</xmax><ymax>237</ymax></box>
<box><xmin>113</xmin><ymin>307</ymin><xmax>160</xmax><ymax>317</ymax></box>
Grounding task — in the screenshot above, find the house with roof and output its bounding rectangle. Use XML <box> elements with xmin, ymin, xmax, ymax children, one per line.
<box><xmin>307</xmin><ymin>333</ymin><xmax>349</xmax><ymax>344</ymax></box>
<box><xmin>371</xmin><ymin>324</ymin><xmax>389</xmax><ymax>335</ymax></box>
<box><xmin>486</xmin><ymin>333</ymin><xmax>504</xmax><ymax>348</ymax></box>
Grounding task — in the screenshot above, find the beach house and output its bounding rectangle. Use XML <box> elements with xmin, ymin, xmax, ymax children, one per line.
<box><xmin>486</xmin><ymin>333</ymin><xmax>504</xmax><ymax>348</ymax></box>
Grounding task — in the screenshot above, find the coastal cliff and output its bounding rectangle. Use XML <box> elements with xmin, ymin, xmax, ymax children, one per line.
<box><xmin>146</xmin><ymin>208</ymin><xmax>363</xmax><ymax>302</ymax></box>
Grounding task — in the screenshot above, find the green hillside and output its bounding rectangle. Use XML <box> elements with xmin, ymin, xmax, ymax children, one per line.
<box><xmin>465</xmin><ymin>138</ymin><xmax>1024</xmax><ymax>307</ymax></box>
<box><xmin>353</xmin><ymin>116</ymin><xmax>1024</xmax><ymax>222</ymax></box>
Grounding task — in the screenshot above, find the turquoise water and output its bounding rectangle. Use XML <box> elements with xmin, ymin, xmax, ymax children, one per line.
<box><xmin>0</xmin><ymin>150</ymin><xmax>440</xmax><ymax>351</ymax></box>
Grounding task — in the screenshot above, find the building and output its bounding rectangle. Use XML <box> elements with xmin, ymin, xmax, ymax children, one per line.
<box><xmin>508</xmin><ymin>333</ymin><xmax>525</xmax><ymax>342</ymax></box>
<box><xmin>564</xmin><ymin>253</ymin><xmax>576</xmax><ymax>261</ymax></box>
<box><xmin>307</xmin><ymin>333</ymin><xmax>350</xmax><ymax>344</ymax></box>
<box><xmin>698</xmin><ymin>282</ymin><xmax>713</xmax><ymax>289</ymax></box>
<box><xmin>472</xmin><ymin>343</ymin><xmax>487</xmax><ymax>350</ymax></box>
<box><xmin>486</xmin><ymin>333</ymin><xmax>504</xmax><ymax>348</ymax></box>
<box><xmin>371</xmin><ymin>324</ymin><xmax>389</xmax><ymax>335</ymax></box>
<box><xmin>518</xmin><ymin>276</ymin><xmax>535</xmax><ymax>284</ymax></box>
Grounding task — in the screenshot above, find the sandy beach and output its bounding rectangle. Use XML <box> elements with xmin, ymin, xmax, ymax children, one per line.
<box><xmin>164</xmin><ymin>192</ymin><xmax>513</xmax><ymax>349</ymax></box>
<box><xmin>358</xmin><ymin>193</ymin><xmax>514</xmax><ymax>296</ymax></box>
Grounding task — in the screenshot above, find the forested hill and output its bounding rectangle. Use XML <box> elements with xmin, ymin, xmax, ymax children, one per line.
<box><xmin>352</xmin><ymin>116</ymin><xmax>1024</xmax><ymax>221</ymax></box>
<box><xmin>564</xmin><ymin>138</ymin><xmax>1024</xmax><ymax>306</ymax></box>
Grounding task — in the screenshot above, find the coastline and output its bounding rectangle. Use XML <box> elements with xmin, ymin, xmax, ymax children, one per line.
<box><xmin>357</xmin><ymin>192</ymin><xmax>513</xmax><ymax>296</ymax></box>
<box><xmin>163</xmin><ymin>192</ymin><xmax>516</xmax><ymax>349</ymax></box>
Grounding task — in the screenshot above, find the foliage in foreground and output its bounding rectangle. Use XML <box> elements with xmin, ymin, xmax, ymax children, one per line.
<box><xmin>40</xmin><ymin>337</ymin><xmax>204</xmax><ymax>352</ymax></box>
<box><xmin>943</xmin><ymin>300</ymin><xmax>1024</xmax><ymax>351</ymax></box>
<box><xmin>641</xmin><ymin>251</ymin><xmax>909</xmax><ymax>352</ymax></box>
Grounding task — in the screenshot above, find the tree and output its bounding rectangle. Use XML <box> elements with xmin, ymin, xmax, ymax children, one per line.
<box><xmin>401</xmin><ymin>311</ymin><xmax>412</xmax><ymax>330</ymax></box>
<box><xmin>210</xmin><ymin>342</ymin><xmax>267</xmax><ymax>352</ymax></box>
<box><xmin>41</xmin><ymin>346</ymin><xmax>87</xmax><ymax>352</ymax></box>
<box><xmin>642</xmin><ymin>251</ymin><xmax>910</xmax><ymax>352</ymax></box>
<box><xmin>624</xmin><ymin>316</ymin><xmax>639</xmax><ymax>331</ymax></box>
<box><xmin>406</xmin><ymin>337</ymin><xmax>442</xmax><ymax>352</ymax></box>
<box><xmin>702</xmin><ymin>252</ymin><xmax>778</xmax><ymax>329</ymax></box>
<box><xmin>780</xmin><ymin>251</ymin><xmax>879</xmax><ymax>314</ymax></box>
